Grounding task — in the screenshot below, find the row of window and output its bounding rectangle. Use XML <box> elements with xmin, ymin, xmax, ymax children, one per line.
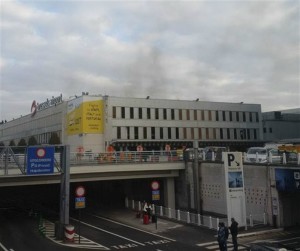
<box><xmin>114</xmin><ymin>127</ymin><xmax>258</xmax><ymax>141</ymax></box>
<box><xmin>112</xmin><ymin>107</ymin><xmax>259</xmax><ymax>123</ymax></box>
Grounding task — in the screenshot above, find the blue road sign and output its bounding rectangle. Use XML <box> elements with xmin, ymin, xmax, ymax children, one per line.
<box><xmin>27</xmin><ymin>146</ymin><xmax>55</xmax><ymax>175</ymax></box>
<box><xmin>75</xmin><ymin>197</ymin><xmax>86</xmax><ymax>209</ymax></box>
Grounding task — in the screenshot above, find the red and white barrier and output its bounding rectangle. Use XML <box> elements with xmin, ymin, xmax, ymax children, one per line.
<box><xmin>64</xmin><ymin>225</ymin><xmax>75</xmax><ymax>242</ymax></box>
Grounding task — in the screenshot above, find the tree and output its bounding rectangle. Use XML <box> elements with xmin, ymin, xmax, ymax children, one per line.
<box><xmin>18</xmin><ymin>138</ymin><xmax>27</xmax><ymax>146</ymax></box>
<box><xmin>49</xmin><ymin>132</ymin><xmax>61</xmax><ymax>145</ymax></box>
<box><xmin>28</xmin><ymin>136</ymin><xmax>38</xmax><ymax>146</ymax></box>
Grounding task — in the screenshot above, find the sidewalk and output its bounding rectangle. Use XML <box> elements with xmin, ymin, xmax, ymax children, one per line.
<box><xmin>94</xmin><ymin>207</ymin><xmax>183</xmax><ymax>233</ymax></box>
<box><xmin>93</xmin><ymin>208</ymin><xmax>282</xmax><ymax>238</ymax></box>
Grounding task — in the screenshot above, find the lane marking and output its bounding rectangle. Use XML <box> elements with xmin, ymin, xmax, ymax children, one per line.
<box><xmin>71</xmin><ymin>217</ymin><xmax>145</xmax><ymax>246</ymax></box>
<box><xmin>197</xmin><ymin>241</ymin><xmax>218</xmax><ymax>246</ymax></box>
<box><xmin>90</xmin><ymin>214</ymin><xmax>176</xmax><ymax>242</ymax></box>
<box><xmin>0</xmin><ymin>242</ymin><xmax>9</xmax><ymax>251</ymax></box>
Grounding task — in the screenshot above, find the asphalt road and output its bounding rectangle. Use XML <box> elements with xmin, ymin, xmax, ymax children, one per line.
<box><xmin>1</xmin><ymin>207</ymin><xmax>300</xmax><ymax>251</ymax></box>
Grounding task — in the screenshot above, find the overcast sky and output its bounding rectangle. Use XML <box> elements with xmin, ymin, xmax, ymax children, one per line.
<box><xmin>1</xmin><ymin>0</ymin><xmax>299</xmax><ymax>121</ymax></box>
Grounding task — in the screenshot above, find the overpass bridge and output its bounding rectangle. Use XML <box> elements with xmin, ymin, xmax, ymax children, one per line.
<box><xmin>0</xmin><ymin>147</ymin><xmax>185</xmax><ymax>187</ymax></box>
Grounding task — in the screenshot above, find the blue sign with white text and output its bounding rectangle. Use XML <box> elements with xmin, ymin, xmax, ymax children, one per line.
<box><xmin>27</xmin><ymin>146</ymin><xmax>55</xmax><ymax>175</ymax></box>
<box><xmin>275</xmin><ymin>168</ymin><xmax>300</xmax><ymax>192</ymax></box>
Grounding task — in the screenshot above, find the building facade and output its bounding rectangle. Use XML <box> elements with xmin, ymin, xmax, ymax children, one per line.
<box><xmin>0</xmin><ymin>94</ymin><xmax>264</xmax><ymax>153</ymax></box>
<box><xmin>262</xmin><ymin>108</ymin><xmax>300</xmax><ymax>142</ymax></box>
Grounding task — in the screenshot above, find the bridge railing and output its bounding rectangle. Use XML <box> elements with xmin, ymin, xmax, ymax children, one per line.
<box><xmin>69</xmin><ymin>150</ymin><xmax>181</xmax><ymax>165</ymax></box>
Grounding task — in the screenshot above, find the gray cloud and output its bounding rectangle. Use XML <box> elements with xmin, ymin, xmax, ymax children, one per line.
<box><xmin>1</xmin><ymin>0</ymin><xmax>299</xmax><ymax>121</ymax></box>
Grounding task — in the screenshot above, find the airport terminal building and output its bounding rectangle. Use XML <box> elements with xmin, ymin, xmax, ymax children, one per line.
<box><xmin>0</xmin><ymin>94</ymin><xmax>264</xmax><ymax>153</ymax></box>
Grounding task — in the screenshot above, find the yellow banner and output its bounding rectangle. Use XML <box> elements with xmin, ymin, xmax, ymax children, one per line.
<box><xmin>67</xmin><ymin>104</ymin><xmax>83</xmax><ymax>135</ymax></box>
<box><xmin>67</xmin><ymin>100</ymin><xmax>103</xmax><ymax>135</ymax></box>
<box><xmin>82</xmin><ymin>100</ymin><xmax>103</xmax><ymax>133</ymax></box>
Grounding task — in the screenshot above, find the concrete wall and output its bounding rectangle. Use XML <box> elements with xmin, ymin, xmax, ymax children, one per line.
<box><xmin>175</xmin><ymin>161</ymin><xmax>300</xmax><ymax>227</ymax></box>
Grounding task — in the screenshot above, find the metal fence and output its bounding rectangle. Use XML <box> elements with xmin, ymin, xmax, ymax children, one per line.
<box><xmin>125</xmin><ymin>198</ymin><xmax>268</xmax><ymax>230</ymax></box>
<box><xmin>69</xmin><ymin>150</ymin><xmax>181</xmax><ymax>165</ymax></box>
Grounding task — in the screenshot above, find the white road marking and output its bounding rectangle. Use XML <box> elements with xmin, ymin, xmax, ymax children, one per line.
<box><xmin>0</xmin><ymin>242</ymin><xmax>9</xmax><ymax>251</ymax></box>
<box><xmin>196</xmin><ymin>241</ymin><xmax>218</xmax><ymax>246</ymax></box>
<box><xmin>72</xmin><ymin>217</ymin><xmax>146</xmax><ymax>246</ymax></box>
<box><xmin>90</xmin><ymin>214</ymin><xmax>176</xmax><ymax>242</ymax></box>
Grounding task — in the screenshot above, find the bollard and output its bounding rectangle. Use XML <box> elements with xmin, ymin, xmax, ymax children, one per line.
<box><xmin>197</xmin><ymin>214</ymin><xmax>201</xmax><ymax>226</ymax></box>
<box><xmin>64</xmin><ymin>225</ymin><xmax>75</xmax><ymax>242</ymax></box>
<box><xmin>177</xmin><ymin>210</ymin><xmax>180</xmax><ymax>221</ymax></box>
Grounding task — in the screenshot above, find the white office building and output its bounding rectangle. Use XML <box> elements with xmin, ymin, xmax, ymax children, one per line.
<box><xmin>0</xmin><ymin>94</ymin><xmax>264</xmax><ymax>154</ymax></box>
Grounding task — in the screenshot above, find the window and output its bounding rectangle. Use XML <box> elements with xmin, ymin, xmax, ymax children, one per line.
<box><xmin>183</xmin><ymin>128</ymin><xmax>187</xmax><ymax>139</ymax></box>
<box><xmin>151</xmin><ymin>127</ymin><xmax>155</xmax><ymax>139</ymax></box>
<box><xmin>113</xmin><ymin>107</ymin><xmax>116</xmax><ymax>118</ymax></box>
<box><xmin>147</xmin><ymin>108</ymin><xmax>151</xmax><ymax>119</ymax></box>
<box><xmin>179</xmin><ymin>109</ymin><xmax>182</xmax><ymax>120</ymax></box>
<box><xmin>139</xmin><ymin>108</ymin><xmax>142</xmax><ymax>119</ymax></box>
<box><xmin>220</xmin><ymin>128</ymin><xmax>223</xmax><ymax>139</ymax></box>
<box><xmin>213</xmin><ymin>128</ymin><xmax>216</xmax><ymax>139</ymax></box>
<box><xmin>191</xmin><ymin>128</ymin><xmax>194</xmax><ymax>139</ymax></box>
<box><xmin>256</xmin><ymin>112</ymin><xmax>259</xmax><ymax>122</ymax></box>
<box><xmin>134</xmin><ymin>127</ymin><xmax>138</xmax><ymax>139</ymax></box>
<box><xmin>121</xmin><ymin>107</ymin><xmax>125</xmax><ymax>119</ymax></box>
<box><xmin>222</xmin><ymin>111</ymin><xmax>226</xmax><ymax>121</ymax></box>
<box><xmin>249</xmin><ymin>112</ymin><xmax>253</xmax><ymax>122</ymax></box>
<box><xmin>127</xmin><ymin>127</ymin><xmax>130</xmax><ymax>139</ymax></box>
<box><xmin>229</xmin><ymin>111</ymin><xmax>232</xmax><ymax>121</ymax></box>
<box><xmin>143</xmin><ymin>127</ymin><xmax>147</xmax><ymax>139</ymax></box>
<box><xmin>160</xmin><ymin>128</ymin><xmax>163</xmax><ymax>139</ymax></box>
<box><xmin>236</xmin><ymin>112</ymin><xmax>240</xmax><ymax>122</ymax></box>
<box><xmin>208</xmin><ymin>111</ymin><xmax>212</xmax><ymax>121</ymax></box>
<box><xmin>254</xmin><ymin>129</ymin><xmax>257</xmax><ymax>139</ymax></box>
<box><xmin>243</xmin><ymin>112</ymin><xmax>246</xmax><ymax>122</ymax></box>
<box><xmin>175</xmin><ymin>127</ymin><xmax>179</xmax><ymax>139</ymax></box>
<box><xmin>168</xmin><ymin>128</ymin><xmax>171</xmax><ymax>139</ymax></box>
<box><xmin>234</xmin><ymin>129</ymin><xmax>237</xmax><ymax>139</ymax></box>
<box><xmin>194</xmin><ymin>110</ymin><xmax>197</xmax><ymax>120</ymax></box>
<box><xmin>216</xmin><ymin>111</ymin><xmax>219</xmax><ymax>121</ymax></box>
<box><xmin>171</xmin><ymin>109</ymin><xmax>175</xmax><ymax>120</ymax></box>
<box><xmin>247</xmin><ymin>129</ymin><xmax>250</xmax><ymax>139</ymax></box>
<box><xmin>117</xmin><ymin>127</ymin><xmax>121</xmax><ymax>139</ymax></box>
<box><xmin>198</xmin><ymin>128</ymin><xmax>202</xmax><ymax>139</ymax></box>
<box><xmin>201</xmin><ymin>110</ymin><xmax>205</xmax><ymax>120</ymax></box>
<box><xmin>227</xmin><ymin>128</ymin><xmax>230</xmax><ymax>139</ymax></box>
<box><xmin>186</xmin><ymin>110</ymin><xmax>190</xmax><ymax>120</ymax></box>
<box><xmin>130</xmin><ymin>107</ymin><xmax>134</xmax><ymax>119</ymax></box>
<box><xmin>163</xmin><ymin>109</ymin><xmax>167</xmax><ymax>120</ymax></box>
<box><xmin>269</xmin><ymin>128</ymin><xmax>273</xmax><ymax>133</ymax></box>
<box><xmin>155</xmin><ymin>108</ymin><xmax>159</xmax><ymax>119</ymax></box>
<box><xmin>263</xmin><ymin>127</ymin><xmax>267</xmax><ymax>133</ymax></box>
<box><xmin>206</xmin><ymin>128</ymin><xmax>209</xmax><ymax>139</ymax></box>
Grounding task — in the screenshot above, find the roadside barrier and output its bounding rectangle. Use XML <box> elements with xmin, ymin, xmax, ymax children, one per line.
<box><xmin>64</xmin><ymin>225</ymin><xmax>75</xmax><ymax>242</ymax></box>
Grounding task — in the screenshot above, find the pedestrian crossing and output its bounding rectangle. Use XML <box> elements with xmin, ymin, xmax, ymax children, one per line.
<box><xmin>43</xmin><ymin>220</ymin><xmax>109</xmax><ymax>250</ymax></box>
<box><xmin>196</xmin><ymin>241</ymin><xmax>249</xmax><ymax>250</ymax></box>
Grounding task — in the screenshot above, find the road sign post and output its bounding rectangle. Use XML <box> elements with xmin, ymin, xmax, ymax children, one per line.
<box><xmin>75</xmin><ymin>185</ymin><xmax>86</xmax><ymax>244</ymax></box>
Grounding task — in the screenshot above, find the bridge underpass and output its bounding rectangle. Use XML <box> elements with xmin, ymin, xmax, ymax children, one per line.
<box><xmin>0</xmin><ymin>146</ymin><xmax>184</xmax><ymax>225</ymax></box>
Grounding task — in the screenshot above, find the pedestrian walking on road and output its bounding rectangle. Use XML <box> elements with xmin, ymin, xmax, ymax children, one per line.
<box><xmin>229</xmin><ymin>218</ymin><xmax>239</xmax><ymax>251</ymax></box>
<box><xmin>217</xmin><ymin>222</ymin><xmax>228</xmax><ymax>251</ymax></box>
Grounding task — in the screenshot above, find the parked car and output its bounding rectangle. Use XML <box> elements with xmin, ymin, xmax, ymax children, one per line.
<box><xmin>245</xmin><ymin>147</ymin><xmax>281</xmax><ymax>163</ymax></box>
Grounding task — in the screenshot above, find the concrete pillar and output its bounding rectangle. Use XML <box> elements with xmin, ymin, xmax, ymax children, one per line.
<box><xmin>164</xmin><ymin>177</ymin><xmax>175</xmax><ymax>209</ymax></box>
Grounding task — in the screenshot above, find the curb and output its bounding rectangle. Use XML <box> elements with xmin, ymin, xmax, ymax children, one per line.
<box><xmin>238</xmin><ymin>228</ymin><xmax>284</xmax><ymax>238</ymax></box>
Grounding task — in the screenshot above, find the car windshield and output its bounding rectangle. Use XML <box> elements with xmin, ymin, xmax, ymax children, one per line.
<box><xmin>248</xmin><ymin>148</ymin><xmax>267</xmax><ymax>154</ymax></box>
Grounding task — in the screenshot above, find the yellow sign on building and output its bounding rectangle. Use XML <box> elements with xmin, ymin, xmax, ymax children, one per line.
<box><xmin>67</xmin><ymin>99</ymin><xmax>103</xmax><ymax>135</ymax></box>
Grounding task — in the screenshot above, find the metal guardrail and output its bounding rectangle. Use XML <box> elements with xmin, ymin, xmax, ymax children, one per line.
<box><xmin>69</xmin><ymin>150</ymin><xmax>181</xmax><ymax>165</ymax></box>
<box><xmin>125</xmin><ymin>198</ymin><xmax>268</xmax><ymax>230</ymax></box>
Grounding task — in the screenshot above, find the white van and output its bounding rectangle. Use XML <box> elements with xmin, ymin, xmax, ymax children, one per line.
<box><xmin>245</xmin><ymin>147</ymin><xmax>281</xmax><ymax>163</ymax></box>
